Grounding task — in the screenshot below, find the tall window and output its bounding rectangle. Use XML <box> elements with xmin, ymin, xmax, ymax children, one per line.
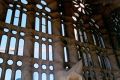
<box><xmin>5</xmin><ymin>3</ymin><xmax>27</xmax><ymax>27</ymax></box>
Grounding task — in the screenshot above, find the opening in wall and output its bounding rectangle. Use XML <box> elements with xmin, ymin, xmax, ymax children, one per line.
<box><xmin>74</xmin><ymin>28</ymin><xmax>78</xmax><ymax>41</ymax></box>
<box><xmin>18</xmin><ymin>39</ymin><xmax>24</xmax><ymax>56</ymax></box>
<box><xmin>5</xmin><ymin>69</ymin><xmax>12</xmax><ymax>80</ymax></box>
<box><xmin>5</xmin><ymin>9</ymin><xmax>12</xmax><ymax>23</ymax></box>
<box><xmin>64</xmin><ymin>47</ymin><xmax>68</xmax><ymax>62</ymax></box>
<box><xmin>33</xmin><ymin>72</ymin><xmax>39</xmax><ymax>80</ymax></box>
<box><xmin>9</xmin><ymin>37</ymin><xmax>16</xmax><ymax>55</ymax></box>
<box><xmin>0</xmin><ymin>35</ymin><xmax>8</xmax><ymax>53</ymax></box>
<box><xmin>15</xmin><ymin>70</ymin><xmax>21</xmax><ymax>80</ymax></box>
<box><xmin>61</xmin><ymin>23</ymin><xmax>65</xmax><ymax>36</ymax></box>
<box><xmin>13</xmin><ymin>10</ymin><xmax>20</xmax><ymax>26</ymax></box>
<box><xmin>42</xmin><ymin>44</ymin><xmax>46</xmax><ymax>60</ymax></box>
<box><xmin>34</xmin><ymin>42</ymin><xmax>39</xmax><ymax>59</ymax></box>
<box><xmin>35</xmin><ymin>17</ymin><xmax>40</xmax><ymax>31</ymax></box>
<box><xmin>21</xmin><ymin>13</ymin><xmax>27</xmax><ymax>27</ymax></box>
<box><xmin>49</xmin><ymin>45</ymin><xmax>53</xmax><ymax>61</ymax></box>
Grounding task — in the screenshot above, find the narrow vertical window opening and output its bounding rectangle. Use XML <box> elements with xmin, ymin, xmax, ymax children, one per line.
<box><xmin>15</xmin><ymin>70</ymin><xmax>21</xmax><ymax>80</ymax></box>
<box><xmin>18</xmin><ymin>39</ymin><xmax>24</xmax><ymax>56</ymax></box>
<box><xmin>49</xmin><ymin>45</ymin><xmax>53</xmax><ymax>61</ymax></box>
<box><xmin>74</xmin><ymin>28</ymin><xmax>78</xmax><ymax>41</ymax></box>
<box><xmin>48</xmin><ymin>20</ymin><xmax>52</xmax><ymax>34</ymax></box>
<box><xmin>9</xmin><ymin>37</ymin><xmax>16</xmax><ymax>55</ymax></box>
<box><xmin>13</xmin><ymin>10</ymin><xmax>20</xmax><ymax>26</ymax></box>
<box><xmin>64</xmin><ymin>47</ymin><xmax>68</xmax><ymax>62</ymax></box>
<box><xmin>0</xmin><ymin>35</ymin><xmax>8</xmax><ymax>53</ymax></box>
<box><xmin>21</xmin><ymin>13</ymin><xmax>27</xmax><ymax>27</ymax></box>
<box><xmin>33</xmin><ymin>72</ymin><xmax>39</xmax><ymax>80</ymax></box>
<box><xmin>42</xmin><ymin>44</ymin><xmax>46</xmax><ymax>60</ymax></box>
<box><xmin>34</xmin><ymin>42</ymin><xmax>39</xmax><ymax>59</ymax></box>
<box><xmin>5</xmin><ymin>69</ymin><xmax>12</xmax><ymax>80</ymax></box>
<box><xmin>35</xmin><ymin>17</ymin><xmax>40</xmax><ymax>31</ymax></box>
<box><xmin>5</xmin><ymin>9</ymin><xmax>13</xmax><ymax>23</ymax></box>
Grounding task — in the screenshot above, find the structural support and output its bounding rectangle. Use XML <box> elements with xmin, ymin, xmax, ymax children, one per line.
<box><xmin>22</xmin><ymin>3</ymin><xmax>35</xmax><ymax>80</ymax></box>
<box><xmin>65</xmin><ymin>22</ymin><xmax>78</xmax><ymax>67</ymax></box>
<box><xmin>52</xmin><ymin>17</ymin><xmax>65</xmax><ymax>79</ymax></box>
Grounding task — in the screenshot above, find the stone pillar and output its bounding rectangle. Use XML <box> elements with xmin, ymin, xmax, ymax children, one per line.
<box><xmin>0</xmin><ymin>0</ymin><xmax>8</xmax><ymax>45</ymax></box>
<box><xmin>52</xmin><ymin>17</ymin><xmax>65</xmax><ymax>79</ymax></box>
<box><xmin>85</xmin><ymin>29</ymin><xmax>94</xmax><ymax>44</ymax></box>
<box><xmin>21</xmin><ymin>2</ymin><xmax>35</xmax><ymax>80</ymax></box>
<box><xmin>65</xmin><ymin>22</ymin><xmax>78</xmax><ymax>67</ymax></box>
<box><xmin>0</xmin><ymin>1</ymin><xmax>8</xmax><ymax>80</ymax></box>
<box><xmin>0</xmin><ymin>0</ymin><xmax>8</xmax><ymax>21</ymax></box>
<box><xmin>101</xmin><ymin>29</ymin><xmax>112</xmax><ymax>48</ymax></box>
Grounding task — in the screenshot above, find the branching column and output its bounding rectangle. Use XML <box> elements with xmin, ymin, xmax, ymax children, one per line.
<box><xmin>22</xmin><ymin>2</ymin><xmax>35</xmax><ymax>80</ymax></box>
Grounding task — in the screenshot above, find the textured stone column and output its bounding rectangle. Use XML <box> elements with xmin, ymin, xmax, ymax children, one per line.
<box><xmin>52</xmin><ymin>17</ymin><xmax>65</xmax><ymax>79</ymax></box>
<box><xmin>0</xmin><ymin>0</ymin><xmax>8</xmax><ymax>21</ymax></box>
<box><xmin>65</xmin><ymin>22</ymin><xmax>78</xmax><ymax>67</ymax></box>
<box><xmin>0</xmin><ymin>1</ymin><xmax>8</xmax><ymax>80</ymax></box>
<box><xmin>0</xmin><ymin>0</ymin><xmax>8</xmax><ymax>45</ymax></box>
<box><xmin>22</xmin><ymin>2</ymin><xmax>35</xmax><ymax>80</ymax></box>
<box><xmin>85</xmin><ymin>30</ymin><xmax>94</xmax><ymax>44</ymax></box>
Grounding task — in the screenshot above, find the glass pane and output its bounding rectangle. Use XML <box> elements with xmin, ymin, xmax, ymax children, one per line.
<box><xmin>0</xmin><ymin>68</ymin><xmax>2</xmax><ymax>79</ymax></box>
<box><xmin>42</xmin><ymin>73</ymin><xmax>46</xmax><ymax>80</ymax></box>
<box><xmin>0</xmin><ymin>35</ymin><xmax>7</xmax><ymax>53</ymax></box>
<box><xmin>21</xmin><ymin>0</ymin><xmax>28</xmax><ymax>4</ymax></box>
<box><xmin>15</xmin><ymin>70</ymin><xmax>21</xmax><ymax>80</ymax></box>
<box><xmin>33</xmin><ymin>72</ymin><xmax>39</xmax><ymax>80</ymax></box>
<box><xmin>50</xmin><ymin>74</ymin><xmax>54</xmax><ymax>80</ymax></box>
<box><xmin>13</xmin><ymin>18</ymin><xmax>19</xmax><ymax>26</ymax></box>
<box><xmin>42</xmin><ymin>17</ymin><xmax>46</xmax><ymax>33</ymax></box>
<box><xmin>35</xmin><ymin>17</ymin><xmax>40</xmax><ymax>31</ymax></box>
<box><xmin>9</xmin><ymin>37</ymin><xmax>16</xmax><ymax>55</ymax></box>
<box><xmin>61</xmin><ymin>24</ymin><xmax>65</xmax><ymax>36</ymax></box>
<box><xmin>49</xmin><ymin>45</ymin><xmax>53</xmax><ymax>61</ymax></box>
<box><xmin>5</xmin><ymin>9</ymin><xmax>12</xmax><ymax>23</ymax></box>
<box><xmin>42</xmin><ymin>44</ymin><xmax>46</xmax><ymax>60</ymax></box>
<box><xmin>64</xmin><ymin>47</ymin><xmax>68</xmax><ymax>62</ymax></box>
<box><xmin>21</xmin><ymin>13</ymin><xmax>27</xmax><ymax>27</ymax></box>
<box><xmin>48</xmin><ymin>20</ymin><xmax>52</xmax><ymax>34</ymax></box>
<box><xmin>18</xmin><ymin>39</ymin><xmax>24</xmax><ymax>56</ymax></box>
<box><xmin>34</xmin><ymin>42</ymin><xmax>39</xmax><ymax>58</ymax></box>
<box><xmin>74</xmin><ymin>28</ymin><xmax>78</xmax><ymax>41</ymax></box>
<box><xmin>5</xmin><ymin>69</ymin><xmax>12</xmax><ymax>80</ymax></box>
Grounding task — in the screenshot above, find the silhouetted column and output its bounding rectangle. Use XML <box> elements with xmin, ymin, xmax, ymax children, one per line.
<box><xmin>0</xmin><ymin>1</ymin><xmax>9</xmax><ymax>80</ymax></box>
<box><xmin>22</xmin><ymin>2</ymin><xmax>35</xmax><ymax>80</ymax></box>
<box><xmin>0</xmin><ymin>0</ymin><xmax>8</xmax><ymax>45</ymax></box>
<box><xmin>52</xmin><ymin>16</ymin><xmax>65</xmax><ymax>79</ymax></box>
<box><xmin>65</xmin><ymin>22</ymin><xmax>78</xmax><ymax>67</ymax></box>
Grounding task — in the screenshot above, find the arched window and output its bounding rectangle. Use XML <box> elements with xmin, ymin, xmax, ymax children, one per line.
<box><xmin>5</xmin><ymin>69</ymin><xmax>12</xmax><ymax>80</ymax></box>
<box><xmin>9</xmin><ymin>37</ymin><xmax>16</xmax><ymax>55</ymax></box>
<box><xmin>0</xmin><ymin>35</ymin><xmax>8</xmax><ymax>53</ymax></box>
<box><xmin>18</xmin><ymin>39</ymin><xmax>24</xmax><ymax>56</ymax></box>
<box><xmin>34</xmin><ymin>42</ymin><xmax>39</xmax><ymax>59</ymax></box>
<box><xmin>33</xmin><ymin>72</ymin><xmax>39</xmax><ymax>80</ymax></box>
<box><xmin>42</xmin><ymin>73</ymin><xmax>47</xmax><ymax>80</ymax></box>
<box><xmin>5</xmin><ymin>3</ymin><xmax>27</xmax><ymax>27</ymax></box>
<box><xmin>49</xmin><ymin>45</ymin><xmax>53</xmax><ymax>61</ymax></box>
<box><xmin>98</xmin><ymin>54</ymin><xmax>111</xmax><ymax>69</ymax></box>
<box><xmin>42</xmin><ymin>44</ymin><xmax>46</xmax><ymax>60</ymax></box>
<box><xmin>15</xmin><ymin>70</ymin><xmax>21</xmax><ymax>80</ymax></box>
